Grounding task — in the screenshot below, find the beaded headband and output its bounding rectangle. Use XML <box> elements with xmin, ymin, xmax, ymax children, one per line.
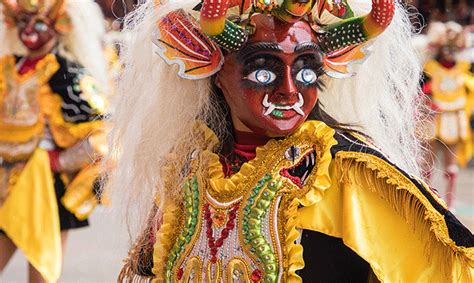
<box><xmin>1</xmin><ymin>0</ymin><xmax>72</xmax><ymax>33</ymax></box>
<box><xmin>153</xmin><ymin>0</ymin><xmax>395</xmax><ymax>79</ymax></box>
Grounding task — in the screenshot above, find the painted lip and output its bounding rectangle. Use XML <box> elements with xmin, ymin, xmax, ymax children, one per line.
<box><xmin>262</xmin><ymin>93</ymin><xmax>305</xmax><ymax>118</ymax></box>
<box><xmin>21</xmin><ymin>32</ymin><xmax>39</xmax><ymax>45</ymax></box>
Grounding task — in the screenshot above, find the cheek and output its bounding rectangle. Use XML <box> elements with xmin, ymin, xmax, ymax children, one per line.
<box><xmin>301</xmin><ymin>88</ymin><xmax>318</xmax><ymax>110</ymax></box>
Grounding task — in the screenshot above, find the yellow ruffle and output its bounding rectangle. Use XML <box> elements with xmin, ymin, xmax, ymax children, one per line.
<box><xmin>284</xmin><ymin>121</ymin><xmax>338</xmax><ymax>282</ymax></box>
<box><xmin>204</xmin><ymin>120</ymin><xmax>338</xmax><ymax>281</ymax></box>
<box><xmin>152</xmin><ymin>199</ymin><xmax>181</xmax><ymax>283</ymax></box>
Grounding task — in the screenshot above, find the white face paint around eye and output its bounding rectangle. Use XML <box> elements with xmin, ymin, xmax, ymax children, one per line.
<box><xmin>296</xmin><ymin>68</ymin><xmax>317</xmax><ymax>85</ymax></box>
<box><xmin>246</xmin><ymin>69</ymin><xmax>277</xmax><ymax>85</ymax></box>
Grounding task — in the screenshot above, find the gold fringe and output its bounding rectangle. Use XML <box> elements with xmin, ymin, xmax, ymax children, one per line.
<box><xmin>336</xmin><ymin>152</ymin><xmax>473</xmax><ymax>282</ymax></box>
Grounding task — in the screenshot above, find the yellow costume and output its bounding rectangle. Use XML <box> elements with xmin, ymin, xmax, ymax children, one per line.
<box><xmin>0</xmin><ymin>53</ymin><xmax>106</xmax><ymax>282</ymax></box>
<box><xmin>424</xmin><ymin>59</ymin><xmax>474</xmax><ymax>166</ymax></box>
<box><xmin>120</xmin><ymin>121</ymin><xmax>473</xmax><ymax>282</ymax></box>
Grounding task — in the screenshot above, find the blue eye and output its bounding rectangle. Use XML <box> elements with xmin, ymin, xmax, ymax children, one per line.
<box><xmin>34</xmin><ymin>22</ymin><xmax>48</xmax><ymax>32</ymax></box>
<box><xmin>246</xmin><ymin>69</ymin><xmax>276</xmax><ymax>85</ymax></box>
<box><xmin>296</xmin><ymin>68</ymin><xmax>317</xmax><ymax>85</ymax></box>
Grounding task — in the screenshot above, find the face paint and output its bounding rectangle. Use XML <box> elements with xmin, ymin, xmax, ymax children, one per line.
<box><xmin>17</xmin><ymin>13</ymin><xmax>56</xmax><ymax>51</ymax></box>
<box><xmin>216</xmin><ymin>15</ymin><xmax>323</xmax><ymax>137</ymax></box>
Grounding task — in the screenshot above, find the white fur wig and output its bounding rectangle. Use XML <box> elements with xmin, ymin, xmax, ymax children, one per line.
<box><xmin>0</xmin><ymin>0</ymin><xmax>109</xmax><ymax>87</ymax></box>
<box><xmin>108</xmin><ymin>0</ymin><xmax>424</xmax><ymax>230</ymax></box>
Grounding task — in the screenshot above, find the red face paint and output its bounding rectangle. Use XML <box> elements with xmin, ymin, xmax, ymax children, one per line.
<box><xmin>216</xmin><ymin>15</ymin><xmax>323</xmax><ymax>138</ymax></box>
<box><xmin>17</xmin><ymin>13</ymin><xmax>56</xmax><ymax>51</ymax></box>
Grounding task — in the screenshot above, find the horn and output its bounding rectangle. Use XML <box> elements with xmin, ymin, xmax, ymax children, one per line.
<box><xmin>272</xmin><ymin>0</ymin><xmax>314</xmax><ymax>23</ymax></box>
<box><xmin>0</xmin><ymin>0</ymin><xmax>17</xmax><ymax>19</ymax></box>
<box><xmin>318</xmin><ymin>0</ymin><xmax>395</xmax><ymax>53</ymax></box>
<box><xmin>47</xmin><ymin>0</ymin><xmax>65</xmax><ymax>21</ymax></box>
<box><xmin>199</xmin><ymin>0</ymin><xmax>248</xmax><ymax>51</ymax></box>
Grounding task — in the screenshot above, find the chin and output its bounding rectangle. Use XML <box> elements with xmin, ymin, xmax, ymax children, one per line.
<box><xmin>22</xmin><ymin>43</ymin><xmax>43</xmax><ymax>51</ymax></box>
<box><xmin>246</xmin><ymin>116</ymin><xmax>306</xmax><ymax>138</ymax></box>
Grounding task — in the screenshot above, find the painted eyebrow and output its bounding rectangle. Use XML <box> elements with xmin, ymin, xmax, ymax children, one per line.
<box><xmin>294</xmin><ymin>42</ymin><xmax>321</xmax><ymax>53</ymax></box>
<box><xmin>237</xmin><ymin>42</ymin><xmax>283</xmax><ymax>61</ymax></box>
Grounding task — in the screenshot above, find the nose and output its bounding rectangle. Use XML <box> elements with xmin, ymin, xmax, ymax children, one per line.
<box><xmin>24</xmin><ymin>21</ymin><xmax>35</xmax><ymax>34</ymax></box>
<box><xmin>274</xmin><ymin>66</ymin><xmax>298</xmax><ymax>101</ymax></box>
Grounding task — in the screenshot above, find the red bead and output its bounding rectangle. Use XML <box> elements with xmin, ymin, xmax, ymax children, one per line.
<box><xmin>177</xmin><ymin>268</ymin><xmax>184</xmax><ymax>280</ymax></box>
<box><xmin>221</xmin><ymin>228</ymin><xmax>229</xmax><ymax>238</ymax></box>
<box><xmin>211</xmin><ymin>256</ymin><xmax>217</xmax><ymax>263</ymax></box>
<box><xmin>210</xmin><ymin>247</ymin><xmax>217</xmax><ymax>255</ymax></box>
<box><xmin>215</xmin><ymin>238</ymin><xmax>223</xmax><ymax>247</ymax></box>
<box><xmin>251</xmin><ymin>269</ymin><xmax>262</xmax><ymax>282</ymax></box>
<box><xmin>208</xmin><ymin>240</ymin><xmax>214</xmax><ymax>248</ymax></box>
<box><xmin>226</xmin><ymin>221</ymin><xmax>235</xmax><ymax>230</ymax></box>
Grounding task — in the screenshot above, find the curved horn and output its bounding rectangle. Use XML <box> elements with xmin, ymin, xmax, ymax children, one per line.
<box><xmin>200</xmin><ymin>0</ymin><xmax>248</xmax><ymax>51</ymax></box>
<box><xmin>0</xmin><ymin>0</ymin><xmax>17</xmax><ymax>19</ymax></box>
<box><xmin>47</xmin><ymin>0</ymin><xmax>65</xmax><ymax>21</ymax></box>
<box><xmin>318</xmin><ymin>0</ymin><xmax>395</xmax><ymax>53</ymax></box>
<box><xmin>272</xmin><ymin>0</ymin><xmax>314</xmax><ymax>23</ymax></box>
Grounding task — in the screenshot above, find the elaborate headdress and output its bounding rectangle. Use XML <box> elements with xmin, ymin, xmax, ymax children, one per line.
<box><xmin>427</xmin><ymin>21</ymin><xmax>467</xmax><ymax>50</ymax></box>
<box><xmin>1</xmin><ymin>0</ymin><xmax>72</xmax><ymax>33</ymax></box>
<box><xmin>154</xmin><ymin>0</ymin><xmax>394</xmax><ymax>79</ymax></box>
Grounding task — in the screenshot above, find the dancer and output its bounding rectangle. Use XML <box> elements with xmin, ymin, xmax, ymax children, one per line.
<box><xmin>0</xmin><ymin>0</ymin><xmax>108</xmax><ymax>282</ymax></box>
<box><xmin>423</xmin><ymin>21</ymin><xmax>473</xmax><ymax>208</ymax></box>
<box><xmin>111</xmin><ymin>0</ymin><xmax>474</xmax><ymax>281</ymax></box>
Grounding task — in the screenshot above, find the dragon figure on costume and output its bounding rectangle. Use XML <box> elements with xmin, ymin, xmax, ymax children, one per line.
<box><xmin>110</xmin><ymin>0</ymin><xmax>474</xmax><ymax>282</ymax></box>
<box><xmin>0</xmin><ymin>0</ymin><xmax>108</xmax><ymax>282</ymax></box>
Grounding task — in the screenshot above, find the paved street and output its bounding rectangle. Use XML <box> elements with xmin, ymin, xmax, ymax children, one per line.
<box><xmin>2</xmin><ymin>164</ymin><xmax>473</xmax><ymax>282</ymax></box>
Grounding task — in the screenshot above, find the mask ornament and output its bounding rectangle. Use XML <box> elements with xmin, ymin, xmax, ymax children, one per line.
<box><xmin>1</xmin><ymin>0</ymin><xmax>72</xmax><ymax>50</ymax></box>
<box><xmin>153</xmin><ymin>0</ymin><xmax>395</xmax><ymax>79</ymax></box>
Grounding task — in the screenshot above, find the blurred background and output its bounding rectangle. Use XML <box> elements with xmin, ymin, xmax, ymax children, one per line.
<box><xmin>2</xmin><ymin>0</ymin><xmax>473</xmax><ymax>282</ymax></box>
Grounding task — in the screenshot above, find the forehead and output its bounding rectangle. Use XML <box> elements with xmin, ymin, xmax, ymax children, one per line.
<box><xmin>247</xmin><ymin>14</ymin><xmax>316</xmax><ymax>53</ymax></box>
<box><xmin>17</xmin><ymin>12</ymin><xmax>47</xmax><ymax>21</ymax></box>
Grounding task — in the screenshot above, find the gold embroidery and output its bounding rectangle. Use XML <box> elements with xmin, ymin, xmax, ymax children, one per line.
<box><xmin>226</xmin><ymin>258</ymin><xmax>252</xmax><ymax>282</ymax></box>
<box><xmin>181</xmin><ymin>256</ymin><xmax>202</xmax><ymax>282</ymax></box>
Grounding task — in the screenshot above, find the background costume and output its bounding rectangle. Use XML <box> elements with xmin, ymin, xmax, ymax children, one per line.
<box><xmin>0</xmin><ymin>0</ymin><xmax>108</xmax><ymax>281</ymax></box>
<box><xmin>423</xmin><ymin>22</ymin><xmax>474</xmax><ymax>167</ymax></box>
<box><xmin>418</xmin><ymin>21</ymin><xmax>474</xmax><ymax>208</ymax></box>
<box><xmin>111</xmin><ymin>0</ymin><xmax>474</xmax><ymax>282</ymax></box>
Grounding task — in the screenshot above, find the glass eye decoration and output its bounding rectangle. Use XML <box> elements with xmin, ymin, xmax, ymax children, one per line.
<box><xmin>246</xmin><ymin>69</ymin><xmax>277</xmax><ymax>85</ymax></box>
<box><xmin>34</xmin><ymin>21</ymin><xmax>49</xmax><ymax>33</ymax></box>
<box><xmin>296</xmin><ymin>68</ymin><xmax>317</xmax><ymax>85</ymax></box>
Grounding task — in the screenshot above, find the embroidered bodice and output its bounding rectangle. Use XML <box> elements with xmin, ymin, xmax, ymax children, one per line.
<box><xmin>154</xmin><ymin>121</ymin><xmax>337</xmax><ymax>282</ymax></box>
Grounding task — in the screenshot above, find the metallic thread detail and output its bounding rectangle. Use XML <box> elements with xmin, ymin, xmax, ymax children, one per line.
<box><xmin>165</xmin><ymin>175</ymin><xmax>200</xmax><ymax>281</ymax></box>
<box><xmin>242</xmin><ymin>173</ymin><xmax>281</xmax><ymax>282</ymax></box>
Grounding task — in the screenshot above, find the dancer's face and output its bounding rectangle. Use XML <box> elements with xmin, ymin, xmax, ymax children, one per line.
<box><xmin>16</xmin><ymin>12</ymin><xmax>56</xmax><ymax>51</ymax></box>
<box><xmin>216</xmin><ymin>15</ymin><xmax>323</xmax><ymax>138</ymax></box>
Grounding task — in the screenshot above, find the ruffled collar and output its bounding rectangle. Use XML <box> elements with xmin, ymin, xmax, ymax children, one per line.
<box><xmin>202</xmin><ymin>120</ymin><xmax>338</xmax><ymax>205</ymax></box>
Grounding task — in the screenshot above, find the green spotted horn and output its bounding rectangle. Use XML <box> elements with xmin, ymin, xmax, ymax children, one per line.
<box><xmin>318</xmin><ymin>0</ymin><xmax>395</xmax><ymax>53</ymax></box>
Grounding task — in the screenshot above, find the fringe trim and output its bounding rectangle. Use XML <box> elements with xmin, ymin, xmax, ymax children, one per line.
<box><xmin>336</xmin><ymin>151</ymin><xmax>473</xmax><ymax>282</ymax></box>
<box><xmin>118</xmin><ymin>263</ymin><xmax>153</xmax><ymax>283</ymax></box>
